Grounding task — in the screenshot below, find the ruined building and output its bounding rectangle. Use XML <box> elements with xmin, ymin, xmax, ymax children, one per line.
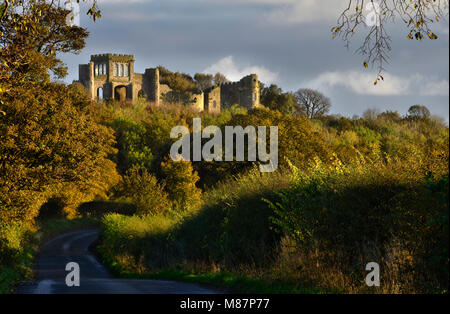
<box><xmin>76</xmin><ymin>54</ymin><xmax>261</xmax><ymax>113</ymax></box>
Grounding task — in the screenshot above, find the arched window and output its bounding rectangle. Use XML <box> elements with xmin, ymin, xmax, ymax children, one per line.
<box><xmin>114</xmin><ymin>64</ymin><xmax>118</xmax><ymax>76</ymax></box>
<box><xmin>102</xmin><ymin>64</ymin><xmax>107</xmax><ymax>75</ymax></box>
<box><xmin>97</xmin><ymin>87</ymin><xmax>103</xmax><ymax>100</ymax></box>
<box><xmin>124</xmin><ymin>64</ymin><xmax>129</xmax><ymax>77</ymax></box>
<box><xmin>213</xmin><ymin>100</ymin><xmax>217</xmax><ymax>108</ymax></box>
<box><xmin>94</xmin><ymin>64</ymin><xmax>98</xmax><ymax>76</ymax></box>
<box><xmin>120</xmin><ymin>64</ymin><xmax>124</xmax><ymax>76</ymax></box>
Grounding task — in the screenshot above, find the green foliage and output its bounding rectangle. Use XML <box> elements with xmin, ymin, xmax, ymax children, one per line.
<box><xmin>158</xmin><ymin>66</ymin><xmax>198</xmax><ymax>93</ymax></box>
<box><xmin>161</xmin><ymin>158</ymin><xmax>202</xmax><ymax>212</ymax></box>
<box><xmin>266</xmin><ymin>160</ymin><xmax>449</xmax><ymax>293</ymax></box>
<box><xmin>261</xmin><ymin>84</ymin><xmax>296</xmax><ymax>115</ymax></box>
<box><xmin>112</xmin><ymin>117</ymin><xmax>154</xmax><ymax>172</ymax></box>
<box><xmin>98</xmin><ymin>212</ymin><xmax>178</xmax><ymax>273</ymax></box>
<box><xmin>424</xmin><ymin>173</ymin><xmax>449</xmax><ymax>280</ymax></box>
<box><xmin>0</xmin><ymin>217</ymin><xmax>97</xmax><ymax>294</ymax></box>
<box><xmin>229</xmin><ymin>108</ymin><xmax>332</xmax><ymax>169</ymax></box>
<box><xmin>407</xmin><ymin>104</ymin><xmax>431</xmax><ymax>120</ymax></box>
<box><xmin>0</xmin><ymin>82</ymin><xmax>120</xmax><ymax>223</ymax></box>
<box><xmin>98</xmin><ymin>127</ymin><xmax>448</xmax><ymax>293</ymax></box>
<box><xmin>0</xmin><ymin>222</ymin><xmax>35</xmax><ymax>294</ymax></box>
<box><xmin>0</xmin><ymin>0</ymin><xmax>116</xmax><ymax>293</ymax></box>
<box><xmin>98</xmin><ymin>168</ymin><xmax>291</xmax><ymax>273</ymax></box>
<box><xmin>115</xmin><ymin>166</ymin><xmax>171</xmax><ymax>216</ymax></box>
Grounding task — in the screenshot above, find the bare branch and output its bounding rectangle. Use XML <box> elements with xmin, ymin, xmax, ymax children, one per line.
<box><xmin>332</xmin><ymin>0</ymin><xmax>449</xmax><ymax>82</ymax></box>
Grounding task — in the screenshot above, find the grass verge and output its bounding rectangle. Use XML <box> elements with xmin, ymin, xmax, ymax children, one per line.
<box><xmin>97</xmin><ymin>244</ymin><xmax>329</xmax><ymax>294</ymax></box>
<box><xmin>0</xmin><ymin>217</ymin><xmax>98</xmax><ymax>294</ymax></box>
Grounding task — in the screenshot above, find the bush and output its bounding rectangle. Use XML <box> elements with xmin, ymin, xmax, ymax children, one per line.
<box><xmin>0</xmin><ymin>223</ymin><xmax>35</xmax><ymax>294</ymax></box>
<box><xmin>161</xmin><ymin>157</ymin><xmax>202</xmax><ymax>212</ymax></box>
<box><xmin>115</xmin><ymin>165</ymin><xmax>171</xmax><ymax>216</ymax></box>
<box><xmin>111</xmin><ymin>117</ymin><xmax>154</xmax><ymax>173</ymax></box>
<box><xmin>98</xmin><ymin>213</ymin><xmax>178</xmax><ymax>273</ymax></box>
<box><xmin>266</xmin><ymin>159</ymin><xmax>449</xmax><ymax>293</ymax></box>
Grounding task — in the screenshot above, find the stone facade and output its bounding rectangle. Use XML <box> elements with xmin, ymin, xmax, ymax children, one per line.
<box><xmin>219</xmin><ymin>74</ymin><xmax>261</xmax><ymax>109</ymax></box>
<box><xmin>204</xmin><ymin>86</ymin><xmax>221</xmax><ymax>114</ymax></box>
<box><xmin>76</xmin><ymin>54</ymin><xmax>261</xmax><ymax>112</ymax></box>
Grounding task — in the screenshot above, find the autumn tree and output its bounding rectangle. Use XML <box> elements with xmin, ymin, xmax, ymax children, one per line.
<box><xmin>0</xmin><ymin>0</ymin><xmax>100</xmax><ymax>85</ymax></box>
<box><xmin>194</xmin><ymin>73</ymin><xmax>213</xmax><ymax>91</ymax></box>
<box><xmin>0</xmin><ymin>82</ymin><xmax>120</xmax><ymax>222</ymax></box>
<box><xmin>115</xmin><ymin>165</ymin><xmax>170</xmax><ymax>216</ymax></box>
<box><xmin>161</xmin><ymin>157</ymin><xmax>202</xmax><ymax>212</ymax></box>
<box><xmin>332</xmin><ymin>0</ymin><xmax>449</xmax><ymax>82</ymax></box>
<box><xmin>0</xmin><ymin>0</ymin><xmax>119</xmax><ymax>222</ymax></box>
<box><xmin>294</xmin><ymin>88</ymin><xmax>331</xmax><ymax>119</ymax></box>
<box><xmin>213</xmin><ymin>72</ymin><xmax>230</xmax><ymax>85</ymax></box>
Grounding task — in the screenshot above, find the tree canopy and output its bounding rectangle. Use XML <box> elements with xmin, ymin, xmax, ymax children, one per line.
<box><xmin>0</xmin><ymin>0</ymin><xmax>119</xmax><ymax>222</ymax></box>
<box><xmin>294</xmin><ymin>88</ymin><xmax>331</xmax><ymax>119</ymax></box>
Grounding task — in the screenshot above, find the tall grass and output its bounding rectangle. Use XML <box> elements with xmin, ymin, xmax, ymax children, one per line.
<box><xmin>98</xmin><ymin>159</ymin><xmax>448</xmax><ymax>293</ymax></box>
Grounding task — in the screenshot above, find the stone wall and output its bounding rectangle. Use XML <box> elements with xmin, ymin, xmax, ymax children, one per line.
<box><xmin>204</xmin><ymin>86</ymin><xmax>221</xmax><ymax>114</ymax></box>
<box><xmin>143</xmin><ymin>68</ymin><xmax>160</xmax><ymax>105</ymax></box>
<box><xmin>190</xmin><ymin>92</ymin><xmax>204</xmax><ymax>112</ymax></box>
<box><xmin>220</xmin><ymin>74</ymin><xmax>260</xmax><ymax>110</ymax></box>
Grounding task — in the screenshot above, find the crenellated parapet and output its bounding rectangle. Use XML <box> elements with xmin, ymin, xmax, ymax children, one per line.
<box><xmin>90</xmin><ymin>53</ymin><xmax>135</xmax><ymax>63</ymax></box>
<box><xmin>219</xmin><ymin>74</ymin><xmax>260</xmax><ymax>109</ymax></box>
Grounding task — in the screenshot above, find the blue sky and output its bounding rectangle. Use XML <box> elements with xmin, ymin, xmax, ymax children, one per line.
<box><xmin>60</xmin><ymin>0</ymin><xmax>449</xmax><ymax>121</ymax></box>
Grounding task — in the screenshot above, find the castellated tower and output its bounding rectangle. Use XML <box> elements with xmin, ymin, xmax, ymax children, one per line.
<box><xmin>219</xmin><ymin>74</ymin><xmax>261</xmax><ymax>110</ymax></box>
<box><xmin>77</xmin><ymin>54</ymin><xmax>160</xmax><ymax>104</ymax></box>
<box><xmin>78</xmin><ymin>54</ymin><xmax>136</xmax><ymax>101</ymax></box>
<box><xmin>143</xmin><ymin>68</ymin><xmax>161</xmax><ymax>106</ymax></box>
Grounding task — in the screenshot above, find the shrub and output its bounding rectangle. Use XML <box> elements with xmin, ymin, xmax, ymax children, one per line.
<box><xmin>266</xmin><ymin>159</ymin><xmax>449</xmax><ymax>293</ymax></box>
<box><xmin>0</xmin><ymin>223</ymin><xmax>35</xmax><ymax>294</ymax></box>
<box><xmin>111</xmin><ymin>117</ymin><xmax>154</xmax><ymax>173</ymax></box>
<box><xmin>115</xmin><ymin>166</ymin><xmax>171</xmax><ymax>216</ymax></box>
<box><xmin>161</xmin><ymin>157</ymin><xmax>202</xmax><ymax>212</ymax></box>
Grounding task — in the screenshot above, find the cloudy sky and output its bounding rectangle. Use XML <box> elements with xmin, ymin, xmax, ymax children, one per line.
<box><xmin>60</xmin><ymin>0</ymin><xmax>449</xmax><ymax>121</ymax></box>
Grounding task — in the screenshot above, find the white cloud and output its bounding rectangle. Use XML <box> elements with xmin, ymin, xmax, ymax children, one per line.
<box><xmin>203</xmin><ymin>56</ymin><xmax>278</xmax><ymax>84</ymax></box>
<box><xmin>305</xmin><ymin>70</ymin><xmax>449</xmax><ymax>97</ymax></box>
<box><xmin>266</xmin><ymin>0</ymin><xmax>347</xmax><ymax>25</ymax></box>
<box><xmin>420</xmin><ymin>79</ymin><xmax>450</xmax><ymax>96</ymax></box>
<box><xmin>211</xmin><ymin>0</ymin><xmax>345</xmax><ymax>24</ymax></box>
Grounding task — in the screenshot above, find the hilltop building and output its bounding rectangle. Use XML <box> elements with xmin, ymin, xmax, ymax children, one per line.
<box><xmin>76</xmin><ymin>54</ymin><xmax>261</xmax><ymax>113</ymax></box>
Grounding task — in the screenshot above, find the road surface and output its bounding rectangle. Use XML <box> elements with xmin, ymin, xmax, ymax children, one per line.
<box><xmin>17</xmin><ymin>229</ymin><xmax>221</xmax><ymax>294</ymax></box>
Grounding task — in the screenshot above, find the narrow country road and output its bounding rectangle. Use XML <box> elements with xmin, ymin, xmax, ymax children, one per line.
<box><xmin>16</xmin><ymin>229</ymin><xmax>221</xmax><ymax>294</ymax></box>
